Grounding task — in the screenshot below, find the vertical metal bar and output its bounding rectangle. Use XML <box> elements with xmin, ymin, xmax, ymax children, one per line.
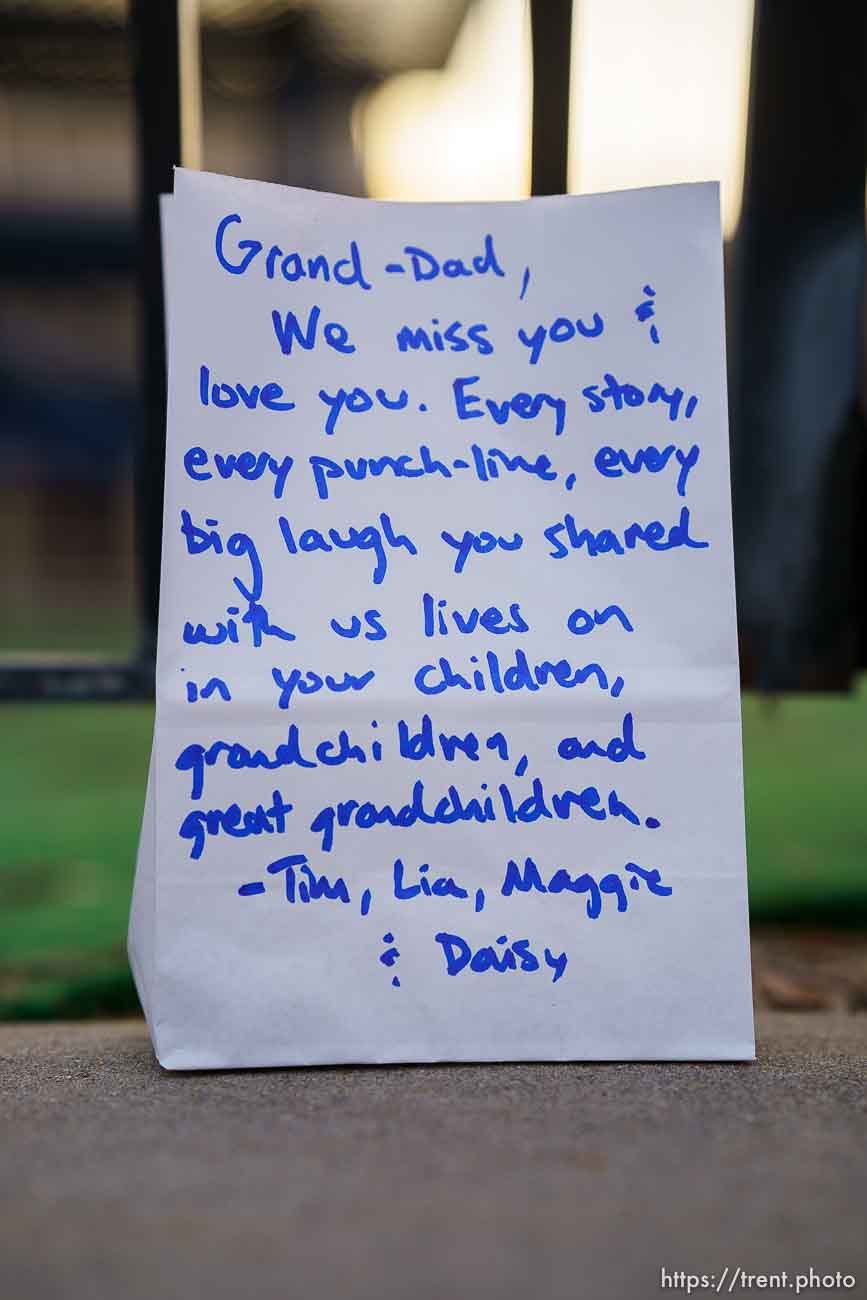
<box><xmin>730</xmin><ymin>0</ymin><xmax>866</xmax><ymax>688</ymax></box>
<box><xmin>130</xmin><ymin>0</ymin><xmax>181</xmax><ymax>674</ymax></box>
<box><xmin>530</xmin><ymin>0</ymin><xmax>572</xmax><ymax>196</ymax></box>
<box><xmin>179</xmin><ymin>0</ymin><xmax>203</xmax><ymax>171</ymax></box>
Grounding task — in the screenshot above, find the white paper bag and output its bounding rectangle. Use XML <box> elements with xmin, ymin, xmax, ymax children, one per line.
<box><xmin>129</xmin><ymin>169</ymin><xmax>754</xmax><ymax>1068</ymax></box>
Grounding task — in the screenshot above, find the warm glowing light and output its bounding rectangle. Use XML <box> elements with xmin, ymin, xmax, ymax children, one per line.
<box><xmin>356</xmin><ymin>0</ymin><xmax>532</xmax><ymax>202</ymax></box>
<box><xmin>569</xmin><ymin>0</ymin><xmax>754</xmax><ymax>237</ymax></box>
<box><xmin>357</xmin><ymin>0</ymin><xmax>753</xmax><ymax>234</ymax></box>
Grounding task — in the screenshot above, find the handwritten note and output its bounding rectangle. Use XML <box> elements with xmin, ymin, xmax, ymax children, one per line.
<box><xmin>128</xmin><ymin>170</ymin><xmax>754</xmax><ymax>1068</ymax></box>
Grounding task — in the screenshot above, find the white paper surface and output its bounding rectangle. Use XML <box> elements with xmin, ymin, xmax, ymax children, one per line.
<box><xmin>129</xmin><ymin>169</ymin><xmax>754</xmax><ymax>1068</ymax></box>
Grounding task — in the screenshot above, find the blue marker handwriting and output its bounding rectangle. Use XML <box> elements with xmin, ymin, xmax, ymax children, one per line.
<box><xmin>566</xmin><ymin>603</ymin><xmax>634</xmax><ymax>635</ymax></box>
<box><xmin>215</xmin><ymin>212</ymin><xmax>371</xmax><ymax>288</ymax></box>
<box><xmin>544</xmin><ymin>506</ymin><xmax>708</xmax><ymax>559</ymax></box>
<box><xmin>318</xmin><ymin>384</ymin><xmax>408</xmax><ymax>435</ymax></box>
<box><xmin>271</xmin><ymin>304</ymin><xmax>355</xmax><ymax>356</ymax></box>
<box><xmin>634</xmin><ymin>284</ymin><xmax>660</xmax><ymax>344</ymax></box>
<box><xmin>185</xmin><ymin>675</ymin><xmax>231</xmax><ymax>704</ymax></box>
<box><xmin>397</xmin><ymin>715</ymin><xmax>510</xmax><ymax>764</ymax></box>
<box><xmin>441</xmin><ymin>528</ymin><xmax>523</xmax><ymax>574</ymax></box>
<box><xmin>501</xmin><ymin>856</ymin><xmax>671</xmax><ymax>919</ymax></box>
<box><xmin>186</xmin><ymin>211</ymin><xmax>718</xmax><ymax>1003</ymax></box>
<box><xmin>177</xmin><ymin>723</ymin><xmax>375</xmax><ymax>801</ymax></box>
<box><xmin>594</xmin><ymin>443</ymin><xmax>700</xmax><ymax>498</ymax></box>
<box><xmin>198</xmin><ymin>365</ymin><xmax>294</xmax><ymax>412</ymax></box>
<box><xmin>396</xmin><ymin>320</ymin><xmax>493</xmax><ymax>355</ymax></box>
<box><xmin>435</xmin><ymin>932</ymin><xmax>567</xmax><ymax>983</ymax></box>
<box><xmin>453</xmin><ymin>375</ymin><xmax>567</xmax><ymax>438</ymax></box>
<box><xmin>179</xmin><ymin>788</ymin><xmax>292</xmax><ymax>860</ymax></box>
<box><xmin>175</xmin><ymin>716</ymin><xmax>517</xmax><ymax>802</ymax></box>
<box><xmin>183</xmin><ymin>599</ymin><xmax>295</xmax><ymax>649</ymax></box>
<box><xmin>272</xmin><ymin>664</ymin><xmax>375</xmax><ymax>710</ymax></box>
<box><xmin>179</xmin><ymin>510</ymin><xmax>263</xmax><ymax>603</ymax></box>
<box><xmin>183</xmin><ymin>445</ymin><xmax>294</xmax><ymax>499</ymax></box>
<box><xmin>278</xmin><ymin>512</ymin><xmax>417</xmax><ymax>585</ymax></box>
<box><xmin>422</xmin><ymin>594</ymin><xmax>528</xmax><ymax>637</ymax></box>
<box><xmin>308</xmin><ymin>443</ymin><xmax>556</xmax><ymax>502</ymax></box>
<box><xmin>557</xmin><ymin>711</ymin><xmax>645</xmax><ymax>763</ymax></box>
<box><xmin>393</xmin><ymin>859</ymin><xmax>468</xmax><ymax>901</ymax></box>
<box><xmin>308</xmin><ymin>774</ymin><xmax>657</xmax><ymax>854</ymax></box>
<box><xmin>385</xmin><ymin>234</ymin><xmax>504</xmax><ymax>282</ymax></box>
<box><xmin>330</xmin><ymin>609</ymin><xmax>387</xmax><ymax>641</ymax></box>
<box><xmin>517</xmin><ymin>311</ymin><xmax>604</xmax><ymax>365</ymax></box>
<box><xmin>581</xmin><ymin>373</ymin><xmax>698</xmax><ymax>421</ymax></box>
<box><xmin>413</xmin><ymin>649</ymin><xmax>624</xmax><ymax>700</ymax></box>
<box><xmin>266</xmin><ymin>854</ymin><xmax>351</xmax><ymax>905</ymax></box>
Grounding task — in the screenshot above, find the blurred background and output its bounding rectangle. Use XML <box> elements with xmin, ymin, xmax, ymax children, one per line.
<box><xmin>0</xmin><ymin>0</ymin><xmax>864</xmax><ymax>1019</ymax></box>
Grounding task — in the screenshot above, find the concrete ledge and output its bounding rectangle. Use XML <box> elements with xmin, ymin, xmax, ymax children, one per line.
<box><xmin>1</xmin><ymin>1013</ymin><xmax>865</xmax><ymax>1298</ymax></box>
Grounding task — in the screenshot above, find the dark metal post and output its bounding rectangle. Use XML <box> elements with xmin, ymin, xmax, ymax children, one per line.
<box><xmin>730</xmin><ymin>0</ymin><xmax>866</xmax><ymax>689</ymax></box>
<box><xmin>530</xmin><ymin>0</ymin><xmax>572</xmax><ymax>196</ymax></box>
<box><xmin>130</xmin><ymin>0</ymin><xmax>181</xmax><ymax>677</ymax></box>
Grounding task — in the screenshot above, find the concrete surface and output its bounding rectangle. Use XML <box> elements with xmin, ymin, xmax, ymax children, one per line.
<box><xmin>1</xmin><ymin>1013</ymin><xmax>865</xmax><ymax>1300</ymax></box>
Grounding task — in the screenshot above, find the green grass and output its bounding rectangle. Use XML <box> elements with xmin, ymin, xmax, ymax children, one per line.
<box><xmin>1</xmin><ymin>607</ymin><xmax>138</xmax><ymax>656</ymax></box>
<box><xmin>741</xmin><ymin>685</ymin><xmax>867</xmax><ymax>919</ymax></box>
<box><xmin>0</xmin><ymin>703</ymin><xmax>152</xmax><ymax>1017</ymax></box>
<box><xmin>1</xmin><ymin>687</ymin><xmax>865</xmax><ymax>1018</ymax></box>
